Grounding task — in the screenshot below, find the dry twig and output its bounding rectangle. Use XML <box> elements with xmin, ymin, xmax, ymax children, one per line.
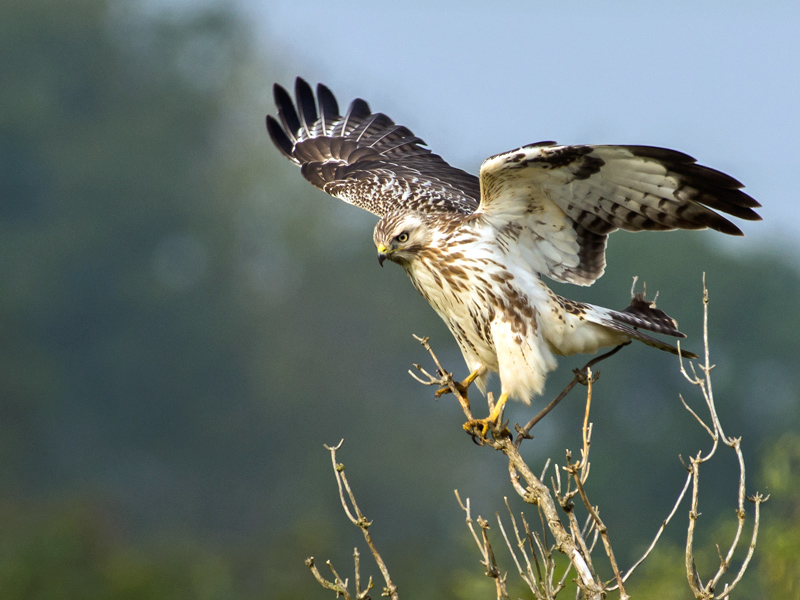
<box><xmin>307</xmin><ymin>441</ymin><xmax>398</xmax><ymax>600</ymax></box>
<box><xmin>674</xmin><ymin>275</ymin><xmax>768</xmax><ymax>599</ymax></box>
<box><xmin>455</xmin><ymin>491</ymin><xmax>509</xmax><ymax>599</ymax></box>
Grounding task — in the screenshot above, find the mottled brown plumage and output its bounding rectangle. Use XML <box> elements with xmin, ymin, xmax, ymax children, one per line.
<box><xmin>267</xmin><ymin>78</ymin><xmax>760</xmax><ymax>414</ymax></box>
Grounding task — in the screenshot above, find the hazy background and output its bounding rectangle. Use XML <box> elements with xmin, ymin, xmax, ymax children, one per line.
<box><xmin>2</xmin><ymin>0</ymin><xmax>798</xmax><ymax>598</ymax></box>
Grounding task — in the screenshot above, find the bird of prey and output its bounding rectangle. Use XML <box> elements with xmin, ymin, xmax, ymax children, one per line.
<box><xmin>266</xmin><ymin>78</ymin><xmax>761</xmax><ymax>432</ymax></box>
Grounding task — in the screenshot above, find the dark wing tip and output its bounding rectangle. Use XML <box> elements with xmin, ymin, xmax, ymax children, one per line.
<box><xmin>272</xmin><ymin>81</ymin><xmax>291</xmax><ymax>107</ymax></box>
<box><xmin>747</xmin><ymin>194</ymin><xmax>763</xmax><ymax>209</ymax></box>
<box><xmin>336</xmin><ymin>97</ymin><xmax>372</xmax><ymax>137</ymax></box>
<box><xmin>266</xmin><ymin>115</ymin><xmax>295</xmax><ymax>160</ymax></box>
<box><xmin>627</xmin><ymin>145</ymin><xmax>763</xmax><ymax>232</ymax></box>
<box><xmin>294</xmin><ymin>77</ymin><xmax>318</xmax><ymax>136</ymax></box>
<box><xmin>316</xmin><ymin>83</ymin><xmax>340</xmax><ymax>132</ymax></box>
<box><xmin>348</xmin><ymin>98</ymin><xmax>372</xmax><ymax>121</ymax></box>
<box><xmin>273</xmin><ymin>82</ymin><xmax>300</xmax><ymax>141</ymax></box>
<box><xmin>724</xmin><ymin>225</ymin><xmax>746</xmax><ymax>236</ymax></box>
<box><xmin>706</xmin><ymin>216</ymin><xmax>744</xmax><ymax>236</ymax></box>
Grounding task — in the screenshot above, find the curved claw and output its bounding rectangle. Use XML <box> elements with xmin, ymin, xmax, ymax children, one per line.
<box><xmin>462</xmin><ymin>392</ymin><xmax>510</xmax><ymax>439</ymax></box>
<box><xmin>463</xmin><ymin>417</ymin><xmax>492</xmax><ymax>438</ymax></box>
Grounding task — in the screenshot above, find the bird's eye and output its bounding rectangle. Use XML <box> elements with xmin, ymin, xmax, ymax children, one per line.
<box><xmin>396</xmin><ymin>232</ymin><xmax>409</xmax><ymax>243</ymax></box>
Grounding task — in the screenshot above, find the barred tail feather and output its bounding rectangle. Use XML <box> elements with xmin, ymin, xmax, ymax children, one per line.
<box><xmin>585</xmin><ymin>295</ymin><xmax>699</xmax><ymax>359</ymax></box>
<box><xmin>598</xmin><ymin>317</ymin><xmax>699</xmax><ymax>359</ymax></box>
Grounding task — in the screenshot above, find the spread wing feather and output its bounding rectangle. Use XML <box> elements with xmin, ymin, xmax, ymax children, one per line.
<box><xmin>266</xmin><ymin>77</ymin><xmax>479</xmax><ymax>217</ymax></box>
<box><xmin>268</xmin><ymin>80</ymin><xmax>760</xmax><ymax>285</ymax></box>
<box><xmin>478</xmin><ymin>143</ymin><xmax>761</xmax><ymax>285</ymax></box>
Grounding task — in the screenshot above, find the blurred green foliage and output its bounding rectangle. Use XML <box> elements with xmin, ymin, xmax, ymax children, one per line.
<box><xmin>1</xmin><ymin>0</ymin><xmax>798</xmax><ymax>597</ymax></box>
<box><xmin>0</xmin><ymin>499</ymin><xmax>237</xmax><ymax>599</ymax></box>
<box><xmin>757</xmin><ymin>433</ymin><xmax>800</xmax><ymax>599</ymax></box>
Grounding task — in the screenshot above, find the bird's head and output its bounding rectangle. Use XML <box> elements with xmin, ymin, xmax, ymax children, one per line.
<box><xmin>373</xmin><ymin>211</ymin><xmax>432</xmax><ymax>267</ymax></box>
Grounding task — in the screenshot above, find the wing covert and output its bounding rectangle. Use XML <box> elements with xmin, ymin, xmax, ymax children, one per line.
<box><xmin>477</xmin><ymin>143</ymin><xmax>761</xmax><ymax>285</ymax></box>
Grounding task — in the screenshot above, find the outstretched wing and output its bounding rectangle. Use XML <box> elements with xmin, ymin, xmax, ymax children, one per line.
<box><xmin>267</xmin><ymin>78</ymin><xmax>479</xmax><ymax>217</ymax></box>
<box><xmin>477</xmin><ymin>143</ymin><xmax>762</xmax><ymax>285</ymax></box>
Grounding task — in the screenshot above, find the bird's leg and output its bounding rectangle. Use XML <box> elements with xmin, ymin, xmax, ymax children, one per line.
<box><xmin>461</xmin><ymin>367</ymin><xmax>484</xmax><ymax>389</ymax></box>
<box><xmin>464</xmin><ymin>392</ymin><xmax>509</xmax><ymax>437</ymax></box>
<box><xmin>436</xmin><ymin>366</ymin><xmax>485</xmax><ymax>402</ymax></box>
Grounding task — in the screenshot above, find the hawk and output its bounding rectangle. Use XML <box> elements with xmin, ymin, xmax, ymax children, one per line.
<box><xmin>266</xmin><ymin>78</ymin><xmax>761</xmax><ymax>431</ymax></box>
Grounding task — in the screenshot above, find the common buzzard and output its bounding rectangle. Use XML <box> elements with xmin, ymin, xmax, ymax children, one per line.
<box><xmin>267</xmin><ymin>78</ymin><xmax>760</xmax><ymax>430</ymax></box>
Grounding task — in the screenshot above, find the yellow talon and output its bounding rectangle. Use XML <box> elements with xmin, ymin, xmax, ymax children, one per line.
<box><xmin>436</xmin><ymin>366</ymin><xmax>484</xmax><ymax>399</ymax></box>
<box><xmin>463</xmin><ymin>392</ymin><xmax>509</xmax><ymax>437</ymax></box>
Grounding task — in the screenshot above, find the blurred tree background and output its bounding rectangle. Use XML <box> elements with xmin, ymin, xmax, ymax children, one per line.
<box><xmin>1</xmin><ymin>0</ymin><xmax>798</xmax><ymax>598</ymax></box>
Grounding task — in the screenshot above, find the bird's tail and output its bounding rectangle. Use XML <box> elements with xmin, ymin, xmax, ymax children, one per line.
<box><xmin>585</xmin><ymin>286</ymin><xmax>699</xmax><ymax>359</ymax></box>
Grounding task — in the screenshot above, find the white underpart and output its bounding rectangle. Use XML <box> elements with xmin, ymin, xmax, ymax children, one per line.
<box><xmin>405</xmin><ymin>220</ymin><xmax>629</xmax><ymax>404</ymax></box>
<box><xmin>540</xmin><ymin>304</ymin><xmax>630</xmax><ymax>357</ymax></box>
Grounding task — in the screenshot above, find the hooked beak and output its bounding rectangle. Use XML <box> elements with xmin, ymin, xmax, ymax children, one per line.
<box><xmin>376</xmin><ymin>243</ymin><xmax>388</xmax><ymax>267</ymax></box>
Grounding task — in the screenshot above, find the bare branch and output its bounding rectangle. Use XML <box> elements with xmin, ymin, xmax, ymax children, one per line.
<box><xmin>412</xmin><ymin>334</ymin><xmax>474</xmax><ymax>420</ymax></box>
<box><xmin>455</xmin><ymin>491</ymin><xmax>509</xmax><ymax>599</ymax></box>
<box><xmin>679</xmin><ymin>393</ymin><xmax>715</xmax><ymax>439</ymax></box>
<box><xmin>619</xmin><ymin>470</ymin><xmax>693</xmax><ymax>584</ymax></box>
<box><xmin>678</xmin><ymin>275</ymin><xmax>767</xmax><ymax>599</ymax></box>
<box><xmin>326</xmin><ymin>439</ymin><xmax>358</xmax><ymax>524</ymax></box>
<box><xmin>514</xmin><ymin>344</ymin><xmax>628</xmax><ymax>447</ymax></box>
<box><xmin>498</xmin><ymin>498</ymin><xmax>540</xmax><ymax>598</ymax></box>
<box><xmin>575</xmin><ymin>368</ymin><xmax>595</xmax><ymax>481</ymax></box>
<box><xmin>306</xmin><ymin>557</ymin><xmax>354</xmax><ymax>600</ymax></box>
<box><xmin>564</xmin><ymin>452</ymin><xmax>628</xmax><ymax>599</ymax></box>
<box><xmin>686</xmin><ymin>452</ymin><xmax>705</xmax><ymax>597</ymax></box>
<box><xmin>352</xmin><ymin>548</ymin><xmax>373</xmax><ymax>600</ymax></box>
<box><xmin>316</xmin><ymin>442</ymin><xmax>399</xmax><ymax>600</ymax></box>
<box><xmin>716</xmin><ymin>493</ymin><xmax>768</xmax><ymax>599</ymax></box>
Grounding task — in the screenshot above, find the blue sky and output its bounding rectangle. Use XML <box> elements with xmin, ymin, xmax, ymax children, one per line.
<box><xmin>246</xmin><ymin>1</ymin><xmax>799</xmax><ymax>246</ymax></box>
